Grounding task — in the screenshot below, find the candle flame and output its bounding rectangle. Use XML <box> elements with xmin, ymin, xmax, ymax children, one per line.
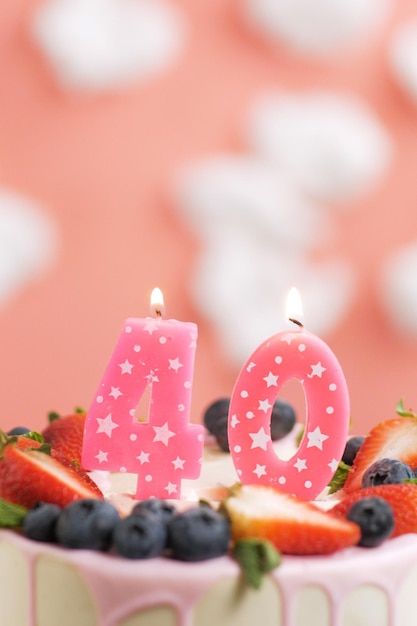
<box><xmin>150</xmin><ymin>287</ymin><xmax>165</xmax><ymax>317</ymax></box>
<box><xmin>286</xmin><ymin>287</ymin><xmax>303</xmax><ymax>326</ymax></box>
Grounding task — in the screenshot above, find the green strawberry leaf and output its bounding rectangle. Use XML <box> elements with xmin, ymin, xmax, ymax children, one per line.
<box><xmin>47</xmin><ymin>411</ymin><xmax>61</xmax><ymax>424</ymax></box>
<box><xmin>0</xmin><ymin>498</ymin><xmax>28</xmax><ymax>528</ymax></box>
<box><xmin>232</xmin><ymin>538</ymin><xmax>281</xmax><ymax>589</ymax></box>
<box><xmin>396</xmin><ymin>399</ymin><xmax>417</xmax><ymax>419</ymax></box>
<box><xmin>328</xmin><ymin>460</ymin><xmax>350</xmax><ymax>494</ymax></box>
<box><xmin>22</xmin><ymin>431</ymin><xmax>45</xmax><ymax>444</ymax></box>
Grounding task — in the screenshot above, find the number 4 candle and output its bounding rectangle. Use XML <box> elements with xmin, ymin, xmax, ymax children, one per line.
<box><xmin>228</xmin><ymin>287</ymin><xmax>350</xmax><ymax>500</ymax></box>
<box><xmin>81</xmin><ymin>288</ymin><xmax>204</xmax><ymax>500</ymax></box>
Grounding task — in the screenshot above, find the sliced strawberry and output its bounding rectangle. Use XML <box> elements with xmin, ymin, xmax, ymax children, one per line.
<box><xmin>222</xmin><ymin>484</ymin><xmax>360</xmax><ymax>555</ymax></box>
<box><xmin>42</xmin><ymin>410</ymin><xmax>86</xmax><ymax>467</ymax></box>
<box><xmin>343</xmin><ymin>417</ymin><xmax>417</xmax><ymax>493</ymax></box>
<box><xmin>13</xmin><ymin>434</ymin><xmax>103</xmax><ymax>498</ymax></box>
<box><xmin>0</xmin><ymin>439</ymin><xmax>103</xmax><ymax>509</ymax></box>
<box><xmin>331</xmin><ymin>483</ymin><xmax>417</xmax><ymax>537</ymax></box>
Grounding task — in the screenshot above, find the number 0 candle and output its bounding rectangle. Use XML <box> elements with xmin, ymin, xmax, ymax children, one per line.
<box><xmin>82</xmin><ymin>288</ymin><xmax>204</xmax><ymax>500</ymax></box>
<box><xmin>228</xmin><ymin>288</ymin><xmax>350</xmax><ymax>500</ymax></box>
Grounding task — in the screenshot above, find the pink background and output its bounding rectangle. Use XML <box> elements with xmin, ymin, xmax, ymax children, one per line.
<box><xmin>2</xmin><ymin>0</ymin><xmax>417</xmax><ymax>435</ymax></box>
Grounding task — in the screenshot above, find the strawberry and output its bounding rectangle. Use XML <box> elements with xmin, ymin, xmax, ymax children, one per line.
<box><xmin>0</xmin><ymin>433</ymin><xmax>103</xmax><ymax>509</ymax></box>
<box><xmin>331</xmin><ymin>483</ymin><xmax>417</xmax><ymax>537</ymax></box>
<box><xmin>222</xmin><ymin>484</ymin><xmax>360</xmax><ymax>555</ymax></box>
<box><xmin>13</xmin><ymin>435</ymin><xmax>103</xmax><ymax>498</ymax></box>
<box><xmin>42</xmin><ymin>410</ymin><xmax>86</xmax><ymax>467</ymax></box>
<box><xmin>343</xmin><ymin>417</ymin><xmax>417</xmax><ymax>493</ymax></box>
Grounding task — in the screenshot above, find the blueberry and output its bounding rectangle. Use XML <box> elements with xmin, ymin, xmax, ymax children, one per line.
<box><xmin>131</xmin><ymin>499</ymin><xmax>176</xmax><ymax>525</ymax></box>
<box><xmin>211</xmin><ymin>414</ymin><xmax>229</xmax><ymax>452</ymax></box>
<box><xmin>168</xmin><ymin>506</ymin><xmax>230</xmax><ymax>561</ymax></box>
<box><xmin>361</xmin><ymin>458</ymin><xmax>414</xmax><ymax>488</ymax></box>
<box><xmin>346</xmin><ymin>497</ymin><xmax>394</xmax><ymax>547</ymax></box>
<box><xmin>7</xmin><ymin>426</ymin><xmax>31</xmax><ymax>436</ymax></box>
<box><xmin>55</xmin><ymin>499</ymin><xmax>120</xmax><ymax>551</ymax></box>
<box><xmin>113</xmin><ymin>510</ymin><xmax>167</xmax><ymax>559</ymax></box>
<box><xmin>23</xmin><ymin>502</ymin><xmax>61</xmax><ymax>543</ymax></box>
<box><xmin>342</xmin><ymin>436</ymin><xmax>365</xmax><ymax>466</ymax></box>
<box><xmin>203</xmin><ymin>398</ymin><xmax>230</xmax><ymax>434</ymax></box>
<box><xmin>270</xmin><ymin>399</ymin><xmax>296</xmax><ymax>441</ymax></box>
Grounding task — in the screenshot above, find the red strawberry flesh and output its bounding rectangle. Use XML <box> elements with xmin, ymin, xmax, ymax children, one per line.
<box><xmin>223</xmin><ymin>484</ymin><xmax>360</xmax><ymax>555</ymax></box>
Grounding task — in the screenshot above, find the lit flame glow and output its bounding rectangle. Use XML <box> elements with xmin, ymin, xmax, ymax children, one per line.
<box><xmin>150</xmin><ymin>287</ymin><xmax>165</xmax><ymax>317</ymax></box>
<box><xmin>286</xmin><ymin>287</ymin><xmax>303</xmax><ymax>324</ymax></box>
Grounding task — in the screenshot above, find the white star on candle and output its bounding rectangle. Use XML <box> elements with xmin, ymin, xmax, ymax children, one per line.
<box><xmin>153</xmin><ymin>422</ymin><xmax>176</xmax><ymax>446</ymax></box>
<box><xmin>281</xmin><ymin>336</ymin><xmax>293</xmax><ymax>345</ymax></box>
<box><xmin>306</xmin><ymin>426</ymin><xmax>329</xmax><ymax>450</ymax></box>
<box><xmin>172</xmin><ymin>456</ymin><xmax>185</xmax><ymax>470</ymax></box>
<box><xmin>230</xmin><ymin>413</ymin><xmax>240</xmax><ymax>428</ymax></box>
<box><xmin>95</xmin><ymin>450</ymin><xmax>108</xmax><ymax>464</ymax></box>
<box><xmin>168</xmin><ymin>357</ymin><xmax>184</xmax><ymax>372</ymax></box>
<box><xmin>293</xmin><ymin>458</ymin><xmax>307</xmax><ymax>472</ymax></box>
<box><xmin>253</xmin><ymin>464</ymin><xmax>267</xmax><ymax>478</ymax></box>
<box><xmin>307</xmin><ymin>362</ymin><xmax>327</xmax><ymax>378</ymax></box>
<box><xmin>109</xmin><ymin>386</ymin><xmax>123</xmax><ymax>399</ymax></box>
<box><xmin>328</xmin><ymin>458</ymin><xmax>339</xmax><ymax>472</ymax></box>
<box><xmin>263</xmin><ymin>372</ymin><xmax>278</xmax><ymax>387</ymax></box>
<box><xmin>249</xmin><ymin>427</ymin><xmax>270</xmax><ymax>450</ymax></box>
<box><xmin>258</xmin><ymin>398</ymin><xmax>273</xmax><ymax>413</ymax></box>
<box><xmin>246</xmin><ymin>362</ymin><xmax>256</xmax><ymax>372</ymax></box>
<box><xmin>143</xmin><ymin>320</ymin><xmax>160</xmax><ymax>334</ymax></box>
<box><xmin>137</xmin><ymin>451</ymin><xmax>150</xmax><ymax>464</ymax></box>
<box><xmin>96</xmin><ymin>413</ymin><xmax>119</xmax><ymax>438</ymax></box>
<box><xmin>119</xmin><ymin>359</ymin><xmax>134</xmax><ymax>374</ymax></box>
<box><xmin>165</xmin><ymin>482</ymin><xmax>178</xmax><ymax>495</ymax></box>
<box><xmin>145</xmin><ymin>370</ymin><xmax>159</xmax><ymax>384</ymax></box>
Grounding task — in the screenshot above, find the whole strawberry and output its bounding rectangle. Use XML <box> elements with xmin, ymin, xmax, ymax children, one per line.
<box><xmin>222</xmin><ymin>484</ymin><xmax>360</xmax><ymax>555</ymax></box>
<box><xmin>42</xmin><ymin>409</ymin><xmax>86</xmax><ymax>467</ymax></box>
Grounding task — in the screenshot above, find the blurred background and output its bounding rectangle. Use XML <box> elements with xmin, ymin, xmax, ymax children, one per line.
<box><xmin>2</xmin><ymin>0</ymin><xmax>417</xmax><ymax>434</ymax></box>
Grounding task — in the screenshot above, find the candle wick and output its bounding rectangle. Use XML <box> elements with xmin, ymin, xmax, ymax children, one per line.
<box><xmin>155</xmin><ymin>309</ymin><xmax>163</xmax><ymax>318</ymax></box>
<box><xmin>289</xmin><ymin>318</ymin><xmax>304</xmax><ymax>328</ymax></box>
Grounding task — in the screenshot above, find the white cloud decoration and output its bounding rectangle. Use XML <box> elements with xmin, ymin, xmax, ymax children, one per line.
<box><xmin>389</xmin><ymin>19</ymin><xmax>417</xmax><ymax>104</ymax></box>
<box><xmin>0</xmin><ymin>191</ymin><xmax>58</xmax><ymax>305</ymax></box>
<box><xmin>31</xmin><ymin>0</ymin><xmax>185</xmax><ymax>90</ymax></box>
<box><xmin>247</xmin><ymin>91</ymin><xmax>392</xmax><ymax>203</ymax></box>
<box><xmin>244</xmin><ymin>0</ymin><xmax>391</xmax><ymax>57</ymax></box>
<box><xmin>380</xmin><ymin>242</ymin><xmax>417</xmax><ymax>336</ymax></box>
<box><xmin>176</xmin><ymin>154</ymin><xmax>355</xmax><ymax>364</ymax></box>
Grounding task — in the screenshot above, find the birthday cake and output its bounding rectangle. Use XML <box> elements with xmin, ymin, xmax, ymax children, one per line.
<box><xmin>2</xmin><ymin>400</ymin><xmax>417</xmax><ymax>626</ymax></box>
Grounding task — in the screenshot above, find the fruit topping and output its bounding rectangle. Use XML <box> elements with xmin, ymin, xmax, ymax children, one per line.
<box><xmin>361</xmin><ymin>458</ymin><xmax>414</xmax><ymax>488</ymax></box>
<box><xmin>203</xmin><ymin>397</ymin><xmax>296</xmax><ymax>452</ymax></box>
<box><xmin>222</xmin><ymin>484</ymin><xmax>360</xmax><ymax>555</ymax></box>
<box><xmin>42</xmin><ymin>409</ymin><xmax>86</xmax><ymax>467</ymax></box>
<box><xmin>332</xmin><ymin>483</ymin><xmax>417</xmax><ymax>537</ymax></box>
<box><xmin>232</xmin><ymin>538</ymin><xmax>281</xmax><ymax>589</ymax></box>
<box><xmin>7</xmin><ymin>427</ymin><xmax>31</xmax><ymax>436</ymax></box>
<box><xmin>113</xmin><ymin>509</ymin><xmax>167</xmax><ymax>559</ymax></box>
<box><xmin>56</xmin><ymin>499</ymin><xmax>120</xmax><ymax>551</ymax></box>
<box><xmin>131</xmin><ymin>498</ymin><xmax>176</xmax><ymax>526</ymax></box>
<box><xmin>345</xmin><ymin>497</ymin><xmax>394</xmax><ymax>547</ymax></box>
<box><xmin>23</xmin><ymin>502</ymin><xmax>62</xmax><ymax>543</ymax></box>
<box><xmin>343</xmin><ymin>416</ymin><xmax>417</xmax><ymax>493</ymax></box>
<box><xmin>168</xmin><ymin>505</ymin><xmax>231</xmax><ymax>561</ymax></box>
<box><xmin>0</xmin><ymin>431</ymin><xmax>103</xmax><ymax>509</ymax></box>
<box><xmin>341</xmin><ymin>436</ymin><xmax>365</xmax><ymax>466</ymax></box>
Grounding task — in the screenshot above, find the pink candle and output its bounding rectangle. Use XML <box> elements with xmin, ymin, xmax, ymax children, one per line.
<box><xmin>82</xmin><ymin>288</ymin><xmax>204</xmax><ymax>499</ymax></box>
<box><xmin>228</xmin><ymin>288</ymin><xmax>350</xmax><ymax>500</ymax></box>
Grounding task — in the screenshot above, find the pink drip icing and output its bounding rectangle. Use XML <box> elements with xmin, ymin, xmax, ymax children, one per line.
<box><xmin>2</xmin><ymin>529</ymin><xmax>417</xmax><ymax>626</ymax></box>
